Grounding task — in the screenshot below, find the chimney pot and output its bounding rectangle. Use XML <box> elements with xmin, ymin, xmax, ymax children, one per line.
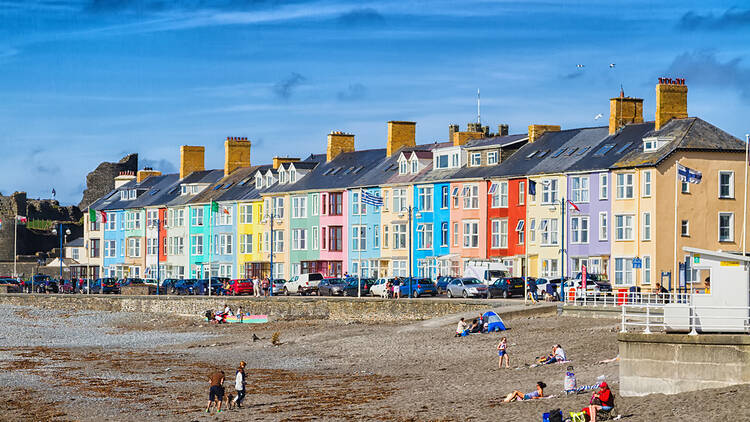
<box><xmin>386</xmin><ymin>121</ymin><xmax>416</xmax><ymax>157</ymax></box>
<box><xmin>327</xmin><ymin>131</ymin><xmax>356</xmax><ymax>162</ymax></box>
<box><xmin>655</xmin><ymin>78</ymin><xmax>688</xmax><ymax>130</ymax></box>
<box><xmin>180</xmin><ymin>145</ymin><xmax>206</xmax><ymax>179</ymax></box>
<box><xmin>224</xmin><ymin>137</ymin><xmax>251</xmax><ymax>177</ymax></box>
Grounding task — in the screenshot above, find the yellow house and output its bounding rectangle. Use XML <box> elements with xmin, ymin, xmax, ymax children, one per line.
<box><xmin>611</xmin><ymin>80</ymin><xmax>748</xmax><ymax>291</ymax></box>
<box><xmin>236</xmin><ymin>197</ymin><xmax>266</xmax><ymax>278</ymax></box>
<box><xmin>525</xmin><ymin>173</ymin><xmax>567</xmax><ymax>278</ymax></box>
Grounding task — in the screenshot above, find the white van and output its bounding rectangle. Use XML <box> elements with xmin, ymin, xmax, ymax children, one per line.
<box><xmin>284</xmin><ymin>273</ymin><xmax>324</xmax><ymax>295</ymax></box>
<box><xmin>463</xmin><ymin>262</ymin><xmax>510</xmax><ymax>285</ymax></box>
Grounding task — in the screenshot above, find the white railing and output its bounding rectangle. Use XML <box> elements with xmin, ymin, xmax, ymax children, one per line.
<box><xmin>620</xmin><ymin>301</ymin><xmax>750</xmax><ymax>334</ymax></box>
<box><xmin>566</xmin><ymin>290</ymin><xmax>691</xmax><ymax>307</ymax></box>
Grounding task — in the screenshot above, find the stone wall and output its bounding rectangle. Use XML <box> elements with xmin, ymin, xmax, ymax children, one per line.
<box><xmin>619</xmin><ymin>332</ymin><xmax>750</xmax><ymax>396</ymax></box>
<box><xmin>79</xmin><ymin>154</ymin><xmax>138</xmax><ymax>209</ymax></box>
<box><xmin>0</xmin><ymin>294</ymin><xmax>555</xmax><ymax>322</ymax></box>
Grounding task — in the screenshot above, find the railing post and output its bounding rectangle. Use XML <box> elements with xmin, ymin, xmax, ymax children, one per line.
<box><xmin>620</xmin><ymin>305</ymin><xmax>627</xmax><ymax>333</ymax></box>
<box><xmin>689</xmin><ymin>297</ymin><xmax>698</xmax><ymax>336</ymax></box>
<box><xmin>644</xmin><ymin>305</ymin><xmax>651</xmax><ymax>334</ymax></box>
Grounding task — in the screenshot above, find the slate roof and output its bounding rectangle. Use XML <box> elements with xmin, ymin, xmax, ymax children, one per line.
<box><xmin>463</xmin><ymin>133</ymin><xmax>528</xmax><ymax>149</ymax></box>
<box><xmin>612</xmin><ymin>117</ymin><xmax>745</xmax><ymax>169</ymax></box>
<box><xmin>67</xmin><ymin>237</ymin><xmax>84</xmax><ymax>247</ymax></box>
<box><xmin>189</xmin><ymin>166</ymin><xmax>270</xmax><ymax>205</ymax></box>
<box><xmin>165</xmin><ymin>169</ymin><xmax>224</xmax><ymax>207</ymax></box>
<box><xmin>93</xmin><ymin>174</ymin><xmax>181</xmax><ymax>211</ymax></box>
<box><xmin>566</xmin><ymin>123</ymin><xmax>653</xmax><ymax>172</ymax></box>
<box><xmin>264</xmin><ymin>148</ymin><xmax>387</xmax><ymax>193</ymax></box>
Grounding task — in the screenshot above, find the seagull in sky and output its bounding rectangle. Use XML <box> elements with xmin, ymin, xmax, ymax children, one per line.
<box><xmin>576</xmin><ymin>64</ymin><xmax>585</xmax><ymax>68</ymax></box>
<box><xmin>594</xmin><ymin>113</ymin><xmax>603</xmax><ymax>120</ymax></box>
<box><xmin>609</xmin><ymin>63</ymin><xmax>616</xmax><ymax>68</ymax></box>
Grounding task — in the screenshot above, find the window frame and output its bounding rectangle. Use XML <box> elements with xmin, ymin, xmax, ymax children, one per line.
<box><xmin>719</xmin><ymin>171</ymin><xmax>735</xmax><ymax>199</ymax></box>
<box><xmin>719</xmin><ymin>212</ymin><xmax>734</xmax><ymax>242</ymax></box>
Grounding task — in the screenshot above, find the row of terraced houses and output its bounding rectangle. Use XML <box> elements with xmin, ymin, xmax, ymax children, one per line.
<box><xmin>73</xmin><ymin>80</ymin><xmax>748</xmax><ymax>291</ymax></box>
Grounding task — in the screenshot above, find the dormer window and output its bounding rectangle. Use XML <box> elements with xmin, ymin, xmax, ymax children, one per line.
<box><xmin>451</xmin><ymin>153</ymin><xmax>459</xmax><ymax>167</ymax></box>
<box><xmin>120</xmin><ymin>191</ymin><xmax>127</xmax><ymax>200</ymax></box>
<box><xmin>279</xmin><ymin>170</ymin><xmax>287</xmax><ymax>184</ymax></box>
<box><xmin>487</xmin><ymin>151</ymin><xmax>498</xmax><ymax>165</ymax></box>
<box><xmin>399</xmin><ymin>158</ymin><xmax>408</xmax><ymax>175</ymax></box>
<box><xmin>255</xmin><ymin>174</ymin><xmax>263</xmax><ymax>189</ymax></box>
<box><xmin>410</xmin><ymin>158</ymin><xmax>418</xmax><ymax>174</ymax></box>
<box><xmin>290</xmin><ymin>168</ymin><xmax>297</xmax><ymax>183</ymax></box>
<box><xmin>266</xmin><ymin>175</ymin><xmax>272</xmax><ymax>186</ymax></box>
<box><xmin>191</xmin><ymin>185</ymin><xmax>200</xmax><ymax>194</ymax></box>
<box><xmin>642</xmin><ymin>136</ymin><xmax>673</xmax><ymax>152</ymax></box>
<box><xmin>181</xmin><ymin>185</ymin><xmax>188</xmax><ymax>195</ymax></box>
<box><xmin>436</xmin><ymin>154</ymin><xmax>449</xmax><ymax>169</ymax></box>
<box><xmin>128</xmin><ymin>189</ymin><xmax>136</xmax><ymax>200</ymax></box>
<box><xmin>471</xmin><ymin>153</ymin><xmax>481</xmax><ymax>166</ymax></box>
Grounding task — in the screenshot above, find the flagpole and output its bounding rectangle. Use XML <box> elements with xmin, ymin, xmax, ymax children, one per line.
<box><xmin>358</xmin><ymin>188</ymin><xmax>362</xmax><ymax>298</ymax></box>
<box><xmin>673</xmin><ymin>163</ymin><xmax>679</xmax><ymax>301</ymax></box>
<box><xmin>208</xmin><ymin>203</ymin><xmax>213</xmax><ymax>297</ymax></box>
<box><xmin>743</xmin><ymin>134</ymin><xmax>749</xmax><ymax>256</ymax></box>
<box><xmin>524</xmin><ymin>178</ymin><xmax>528</xmax><ymax>305</ymax></box>
<box><xmin>13</xmin><ymin>217</ymin><xmax>18</xmax><ymax>278</ymax></box>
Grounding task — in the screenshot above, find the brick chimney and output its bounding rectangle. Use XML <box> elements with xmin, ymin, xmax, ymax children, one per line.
<box><xmin>327</xmin><ymin>131</ymin><xmax>355</xmax><ymax>162</ymax></box>
<box><xmin>452</xmin><ymin>130</ymin><xmax>484</xmax><ymax>146</ymax></box>
<box><xmin>448</xmin><ymin>124</ymin><xmax>459</xmax><ymax>143</ymax></box>
<box><xmin>114</xmin><ymin>171</ymin><xmax>137</xmax><ymax>189</ymax></box>
<box><xmin>528</xmin><ymin>124</ymin><xmax>561</xmax><ymax>143</ymax></box>
<box><xmin>180</xmin><ymin>145</ymin><xmax>205</xmax><ymax>179</ymax></box>
<box><xmin>655</xmin><ymin>78</ymin><xmax>688</xmax><ymax>131</ymax></box>
<box><xmin>609</xmin><ymin>89</ymin><xmax>644</xmax><ymax>134</ymax></box>
<box><xmin>137</xmin><ymin>167</ymin><xmax>162</xmax><ymax>183</ymax></box>
<box><xmin>498</xmin><ymin>124</ymin><xmax>509</xmax><ymax>136</ymax></box>
<box><xmin>387</xmin><ymin>121</ymin><xmax>416</xmax><ymax>157</ymax></box>
<box><xmin>224</xmin><ymin>136</ymin><xmax>251</xmax><ymax>177</ymax></box>
<box><xmin>273</xmin><ymin>157</ymin><xmax>300</xmax><ymax>169</ymax></box>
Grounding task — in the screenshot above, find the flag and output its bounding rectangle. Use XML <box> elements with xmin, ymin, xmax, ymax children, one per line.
<box><xmin>16</xmin><ymin>215</ymin><xmax>27</xmax><ymax>223</ymax></box>
<box><xmin>528</xmin><ymin>180</ymin><xmax>537</xmax><ymax>196</ymax></box>
<box><xmin>99</xmin><ymin>211</ymin><xmax>108</xmax><ymax>224</ymax></box>
<box><xmin>0</xmin><ymin>219</ymin><xmax>3</xmax><ymax>229</ymax></box>
<box><xmin>677</xmin><ymin>164</ymin><xmax>702</xmax><ymax>184</ymax></box>
<box><xmin>211</xmin><ymin>201</ymin><xmax>219</xmax><ymax>213</ymax></box>
<box><xmin>567</xmin><ymin>200</ymin><xmax>580</xmax><ymax>212</ymax></box>
<box><xmin>361</xmin><ymin>191</ymin><xmax>383</xmax><ymax>207</ymax></box>
<box><xmin>52</xmin><ymin>188</ymin><xmax>56</xmax><ymax>197</ymax></box>
<box><xmin>488</xmin><ymin>183</ymin><xmax>498</xmax><ymax>194</ymax></box>
<box><xmin>89</xmin><ymin>208</ymin><xmax>97</xmax><ymax>223</ymax></box>
<box><xmin>222</xmin><ymin>207</ymin><xmax>230</xmax><ymax>215</ymax></box>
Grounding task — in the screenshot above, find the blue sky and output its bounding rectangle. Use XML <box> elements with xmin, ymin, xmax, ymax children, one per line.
<box><xmin>1</xmin><ymin>0</ymin><xmax>749</xmax><ymax>205</ymax></box>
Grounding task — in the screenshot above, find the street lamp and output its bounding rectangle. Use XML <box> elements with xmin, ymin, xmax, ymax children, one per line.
<box><xmin>262</xmin><ymin>212</ymin><xmax>283</xmax><ymax>297</ymax></box>
<box><xmin>398</xmin><ymin>206</ymin><xmax>422</xmax><ymax>298</ymax></box>
<box><xmin>51</xmin><ymin>224</ymin><xmax>71</xmax><ymax>281</ymax></box>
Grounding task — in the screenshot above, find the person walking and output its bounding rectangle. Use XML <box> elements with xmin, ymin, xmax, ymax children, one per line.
<box><xmin>206</xmin><ymin>369</ymin><xmax>225</xmax><ymax>413</ymax></box>
<box><xmin>497</xmin><ymin>337</ymin><xmax>510</xmax><ymax>368</ymax></box>
<box><xmin>228</xmin><ymin>361</ymin><xmax>246</xmax><ymax>409</ymax></box>
<box><xmin>253</xmin><ymin>277</ymin><xmax>260</xmax><ymax>297</ymax></box>
<box><xmin>236</xmin><ymin>306</ymin><xmax>243</xmax><ymax>323</ymax></box>
<box><xmin>262</xmin><ymin>278</ymin><xmax>270</xmax><ymax>297</ymax></box>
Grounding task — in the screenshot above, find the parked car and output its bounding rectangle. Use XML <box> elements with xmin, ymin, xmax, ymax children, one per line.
<box><xmin>160</xmin><ymin>279</ymin><xmax>180</xmax><ymax>294</ymax></box>
<box><xmin>534</xmin><ymin>277</ymin><xmax>566</xmax><ymax>299</ymax></box>
<box><xmin>271</xmin><ymin>279</ymin><xmax>285</xmax><ymax>295</ymax></box>
<box><xmin>25</xmin><ymin>274</ymin><xmax>51</xmax><ymax>293</ymax></box>
<box><xmin>572</xmin><ymin>273</ymin><xmax>612</xmax><ymax>293</ymax></box>
<box><xmin>445</xmin><ymin>277</ymin><xmax>488</xmax><ymax>298</ymax></box>
<box><xmin>318</xmin><ymin>278</ymin><xmax>348</xmax><ymax>296</ymax></box>
<box><xmin>284</xmin><ymin>272</ymin><xmax>324</xmax><ymax>295</ymax></box>
<box><xmin>370</xmin><ymin>278</ymin><xmax>395</xmax><ymax>298</ymax></box>
<box><xmin>100</xmin><ymin>278</ymin><xmax>120</xmax><ymax>294</ymax></box>
<box><xmin>83</xmin><ymin>279</ymin><xmax>103</xmax><ymax>294</ymax></box>
<box><xmin>195</xmin><ymin>278</ymin><xmax>226</xmax><ymax>295</ymax></box>
<box><xmin>436</xmin><ymin>276</ymin><xmax>456</xmax><ymax>293</ymax></box>
<box><xmin>58</xmin><ymin>279</ymin><xmax>76</xmax><ymax>294</ymax></box>
<box><xmin>119</xmin><ymin>278</ymin><xmax>145</xmax><ymax>287</ymax></box>
<box><xmin>0</xmin><ymin>277</ymin><xmax>22</xmax><ymax>293</ymax></box>
<box><xmin>174</xmin><ymin>279</ymin><xmax>198</xmax><ymax>295</ymax></box>
<box><xmin>342</xmin><ymin>278</ymin><xmax>375</xmax><ymax>296</ymax></box>
<box><xmin>226</xmin><ymin>279</ymin><xmax>254</xmax><ymax>296</ymax></box>
<box><xmin>487</xmin><ymin>277</ymin><xmax>526</xmax><ymax>298</ymax></box>
<box><xmin>398</xmin><ymin>278</ymin><xmax>438</xmax><ymax>297</ymax></box>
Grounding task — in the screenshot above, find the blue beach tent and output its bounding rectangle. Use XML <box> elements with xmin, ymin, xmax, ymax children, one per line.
<box><xmin>482</xmin><ymin>311</ymin><xmax>506</xmax><ymax>332</ymax></box>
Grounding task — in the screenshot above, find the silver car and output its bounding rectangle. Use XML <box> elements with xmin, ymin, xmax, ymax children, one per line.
<box><xmin>446</xmin><ymin>277</ymin><xmax>488</xmax><ymax>298</ymax></box>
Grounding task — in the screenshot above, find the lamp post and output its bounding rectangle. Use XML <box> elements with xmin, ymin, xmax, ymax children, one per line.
<box><xmin>399</xmin><ymin>205</ymin><xmax>422</xmax><ymax>299</ymax></box>
<box><xmin>51</xmin><ymin>224</ymin><xmax>71</xmax><ymax>281</ymax></box>
<box><xmin>263</xmin><ymin>211</ymin><xmax>283</xmax><ymax>297</ymax></box>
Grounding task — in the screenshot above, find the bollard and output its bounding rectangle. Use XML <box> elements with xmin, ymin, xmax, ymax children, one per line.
<box><xmin>643</xmin><ymin>305</ymin><xmax>651</xmax><ymax>334</ymax></box>
<box><xmin>620</xmin><ymin>305</ymin><xmax>627</xmax><ymax>333</ymax></box>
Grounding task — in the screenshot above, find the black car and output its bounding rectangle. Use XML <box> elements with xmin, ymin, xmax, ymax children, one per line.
<box><xmin>342</xmin><ymin>278</ymin><xmax>375</xmax><ymax>297</ymax></box>
<box><xmin>100</xmin><ymin>278</ymin><xmax>120</xmax><ymax>294</ymax></box>
<box><xmin>487</xmin><ymin>277</ymin><xmax>525</xmax><ymax>298</ymax></box>
<box><xmin>195</xmin><ymin>278</ymin><xmax>227</xmax><ymax>295</ymax></box>
<box><xmin>161</xmin><ymin>279</ymin><xmax>180</xmax><ymax>294</ymax></box>
<box><xmin>174</xmin><ymin>279</ymin><xmax>198</xmax><ymax>295</ymax></box>
<box><xmin>0</xmin><ymin>277</ymin><xmax>22</xmax><ymax>293</ymax></box>
<box><xmin>318</xmin><ymin>278</ymin><xmax>348</xmax><ymax>296</ymax></box>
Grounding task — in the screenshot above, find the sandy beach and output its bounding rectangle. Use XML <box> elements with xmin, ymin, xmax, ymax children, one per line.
<box><xmin>2</xmin><ymin>304</ymin><xmax>749</xmax><ymax>421</ymax></box>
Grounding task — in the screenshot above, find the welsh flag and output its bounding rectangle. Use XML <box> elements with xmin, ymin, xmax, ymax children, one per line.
<box><xmin>15</xmin><ymin>215</ymin><xmax>27</xmax><ymax>224</ymax></box>
<box><xmin>211</xmin><ymin>201</ymin><xmax>219</xmax><ymax>213</ymax></box>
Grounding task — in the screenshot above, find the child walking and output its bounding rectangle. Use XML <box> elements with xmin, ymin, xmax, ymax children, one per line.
<box><xmin>497</xmin><ymin>337</ymin><xmax>510</xmax><ymax>368</ymax></box>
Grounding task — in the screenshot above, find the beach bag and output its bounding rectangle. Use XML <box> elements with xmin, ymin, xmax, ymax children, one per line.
<box><xmin>542</xmin><ymin>409</ymin><xmax>562</xmax><ymax>422</ymax></box>
<box><xmin>570</xmin><ymin>411</ymin><xmax>587</xmax><ymax>422</ymax></box>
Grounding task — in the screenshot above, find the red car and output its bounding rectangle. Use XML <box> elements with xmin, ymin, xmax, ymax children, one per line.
<box><xmin>226</xmin><ymin>279</ymin><xmax>254</xmax><ymax>296</ymax></box>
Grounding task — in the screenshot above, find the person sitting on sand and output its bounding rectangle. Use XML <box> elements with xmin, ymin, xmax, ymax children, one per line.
<box><xmin>586</xmin><ymin>382</ymin><xmax>614</xmax><ymax>422</ymax></box>
<box><xmin>455</xmin><ymin>318</ymin><xmax>469</xmax><ymax>337</ymax></box>
<box><xmin>541</xmin><ymin>344</ymin><xmax>566</xmax><ymax>364</ymax></box>
<box><xmin>503</xmin><ymin>381</ymin><xmax>546</xmax><ymax>402</ymax></box>
<box><xmin>223</xmin><ymin>304</ymin><xmax>233</xmax><ymax>316</ymax></box>
<box><xmin>469</xmin><ymin>319</ymin><xmax>482</xmax><ymax>334</ymax></box>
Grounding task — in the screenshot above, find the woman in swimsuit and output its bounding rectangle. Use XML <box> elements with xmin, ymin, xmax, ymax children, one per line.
<box><xmin>503</xmin><ymin>381</ymin><xmax>546</xmax><ymax>402</ymax></box>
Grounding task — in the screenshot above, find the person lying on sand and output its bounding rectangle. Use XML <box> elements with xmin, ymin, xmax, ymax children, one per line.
<box><xmin>503</xmin><ymin>381</ymin><xmax>546</xmax><ymax>402</ymax></box>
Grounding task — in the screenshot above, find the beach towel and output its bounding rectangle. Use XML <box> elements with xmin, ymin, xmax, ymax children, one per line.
<box><xmin>224</xmin><ymin>314</ymin><xmax>269</xmax><ymax>324</ymax></box>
